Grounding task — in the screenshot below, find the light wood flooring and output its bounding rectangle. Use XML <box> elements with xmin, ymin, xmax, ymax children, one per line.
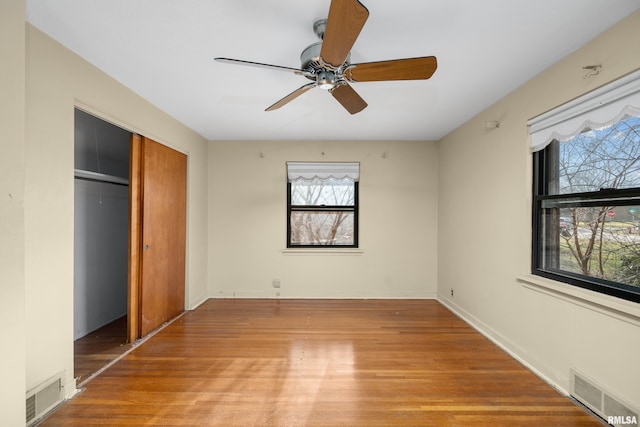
<box><xmin>43</xmin><ymin>299</ymin><xmax>604</xmax><ymax>426</ymax></box>
<box><xmin>74</xmin><ymin>315</ymin><xmax>132</xmax><ymax>385</ymax></box>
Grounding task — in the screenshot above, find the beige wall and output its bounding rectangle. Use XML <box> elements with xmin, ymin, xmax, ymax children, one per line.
<box><xmin>0</xmin><ymin>0</ymin><xmax>27</xmax><ymax>425</ymax></box>
<box><xmin>438</xmin><ymin>10</ymin><xmax>640</xmax><ymax>405</ymax></box>
<box><xmin>24</xmin><ymin>26</ymin><xmax>209</xmax><ymax>399</ymax></box>
<box><xmin>208</xmin><ymin>140</ymin><xmax>438</xmax><ymax>298</ymax></box>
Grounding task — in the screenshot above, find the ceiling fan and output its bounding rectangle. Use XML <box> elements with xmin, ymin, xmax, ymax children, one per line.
<box><xmin>215</xmin><ymin>0</ymin><xmax>437</xmax><ymax>114</ymax></box>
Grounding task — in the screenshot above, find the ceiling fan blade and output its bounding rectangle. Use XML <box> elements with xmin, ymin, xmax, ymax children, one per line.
<box><xmin>330</xmin><ymin>83</ymin><xmax>367</xmax><ymax>114</ymax></box>
<box><xmin>345</xmin><ymin>56</ymin><xmax>438</xmax><ymax>82</ymax></box>
<box><xmin>215</xmin><ymin>57</ymin><xmax>304</xmax><ymax>75</ymax></box>
<box><xmin>320</xmin><ymin>0</ymin><xmax>369</xmax><ymax>68</ymax></box>
<box><xmin>265</xmin><ymin>82</ymin><xmax>316</xmax><ymax>111</ymax></box>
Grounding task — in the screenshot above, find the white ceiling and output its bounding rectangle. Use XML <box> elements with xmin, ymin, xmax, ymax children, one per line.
<box><xmin>25</xmin><ymin>0</ymin><xmax>640</xmax><ymax>141</ymax></box>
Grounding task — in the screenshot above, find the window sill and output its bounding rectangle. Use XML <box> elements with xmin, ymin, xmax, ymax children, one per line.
<box><xmin>517</xmin><ymin>274</ymin><xmax>640</xmax><ymax>326</ymax></box>
<box><xmin>282</xmin><ymin>248</ymin><xmax>364</xmax><ymax>256</ymax></box>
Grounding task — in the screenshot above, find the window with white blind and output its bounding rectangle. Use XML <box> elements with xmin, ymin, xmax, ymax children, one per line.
<box><xmin>529</xmin><ymin>70</ymin><xmax>640</xmax><ymax>303</ymax></box>
<box><xmin>286</xmin><ymin>162</ymin><xmax>359</xmax><ymax>248</ymax></box>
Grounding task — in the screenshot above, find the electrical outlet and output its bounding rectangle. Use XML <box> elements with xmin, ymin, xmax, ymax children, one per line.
<box><xmin>273</xmin><ymin>279</ymin><xmax>281</xmax><ymax>288</ymax></box>
<box><xmin>451</xmin><ymin>289</ymin><xmax>454</xmax><ymax>297</ymax></box>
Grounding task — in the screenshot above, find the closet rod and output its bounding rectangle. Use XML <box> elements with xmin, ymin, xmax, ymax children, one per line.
<box><xmin>74</xmin><ymin>169</ymin><xmax>129</xmax><ymax>186</ymax></box>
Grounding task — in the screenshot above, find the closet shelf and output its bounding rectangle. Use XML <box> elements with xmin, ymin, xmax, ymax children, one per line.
<box><xmin>74</xmin><ymin>169</ymin><xmax>129</xmax><ymax>186</ymax></box>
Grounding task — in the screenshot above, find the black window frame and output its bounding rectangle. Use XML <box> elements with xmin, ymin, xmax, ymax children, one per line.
<box><xmin>286</xmin><ymin>180</ymin><xmax>359</xmax><ymax>249</ymax></box>
<box><xmin>532</xmin><ymin>144</ymin><xmax>640</xmax><ymax>303</ymax></box>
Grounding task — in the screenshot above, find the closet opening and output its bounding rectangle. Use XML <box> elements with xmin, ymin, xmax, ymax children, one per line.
<box><xmin>73</xmin><ymin>108</ymin><xmax>132</xmax><ymax>384</ymax></box>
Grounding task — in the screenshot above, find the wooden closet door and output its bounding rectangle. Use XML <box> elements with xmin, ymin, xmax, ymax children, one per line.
<box><xmin>129</xmin><ymin>135</ymin><xmax>187</xmax><ymax>339</ymax></box>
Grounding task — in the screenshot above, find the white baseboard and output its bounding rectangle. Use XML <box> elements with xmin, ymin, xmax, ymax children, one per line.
<box><xmin>436</xmin><ymin>295</ymin><xmax>570</xmax><ymax>397</ymax></box>
<box><xmin>189</xmin><ymin>295</ymin><xmax>209</xmax><ymax>310</ymax></box>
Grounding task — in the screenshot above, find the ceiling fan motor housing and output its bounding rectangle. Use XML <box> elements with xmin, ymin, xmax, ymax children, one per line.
<box><xmin>300</xmin><ymin>41</ymin><xmax>350</xmax><ymax>89</ymax></box>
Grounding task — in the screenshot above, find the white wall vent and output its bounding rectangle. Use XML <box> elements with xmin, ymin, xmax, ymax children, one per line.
<box><xmin>571</xmin><ymin>368</ymin><xmax>639</xmax><ymax>427</ymax></box>
<box><xmin>26</xmin><ymin>372</ymin><xmax>65</xmax><ymax>426</ymax></box>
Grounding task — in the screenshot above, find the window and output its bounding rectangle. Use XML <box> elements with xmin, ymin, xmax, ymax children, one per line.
<box><xmin>287</xmin><ymin>162</ymin><xmax>359</xmax><ymax>247</ymax></box>
<box><xmin>530</xmin><ymin>70</ymin><xmax>640</xmax><ymax>302</ymax></box>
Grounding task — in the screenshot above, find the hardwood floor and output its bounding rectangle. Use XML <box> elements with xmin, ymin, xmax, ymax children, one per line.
<box><xmin>43</xmin><ymin>299</ymin><xmax>604</xmax><ymax>426</ymax></box>
<box><xmin>74</xmin><ymin>316</ymin><xmax>132</xmax><ymax>385</ymax></box>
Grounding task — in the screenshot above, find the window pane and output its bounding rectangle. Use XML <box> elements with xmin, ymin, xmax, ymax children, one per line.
<box><xmin>290</xmin><ymin>177</ymin><xmax>355</xmax><ymax>206</ymax></box>
<box><xmin>552</xmin><ymin>116</ymin><xmax>640</xmax><ymax>195</ymax></box>
<box><xmin>539</xmin><ymin>205</ymin><xmax>640</xmax><ymax>288</ymax></box>
<box><xmin>290</xmin><ymin>211</ymin><xmax>354</xmax><ymax>245</ymax></box>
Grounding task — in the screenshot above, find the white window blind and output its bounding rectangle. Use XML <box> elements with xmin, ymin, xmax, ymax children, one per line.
<box><xmin>287</xmin><ymin>162</ymin><xmax>360</xmax><ymax>182</ymax></box>
<box><xmin>528</xmin><ymin>69</ymin><xmax>640</xmax><ymax>152</ymax></box>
